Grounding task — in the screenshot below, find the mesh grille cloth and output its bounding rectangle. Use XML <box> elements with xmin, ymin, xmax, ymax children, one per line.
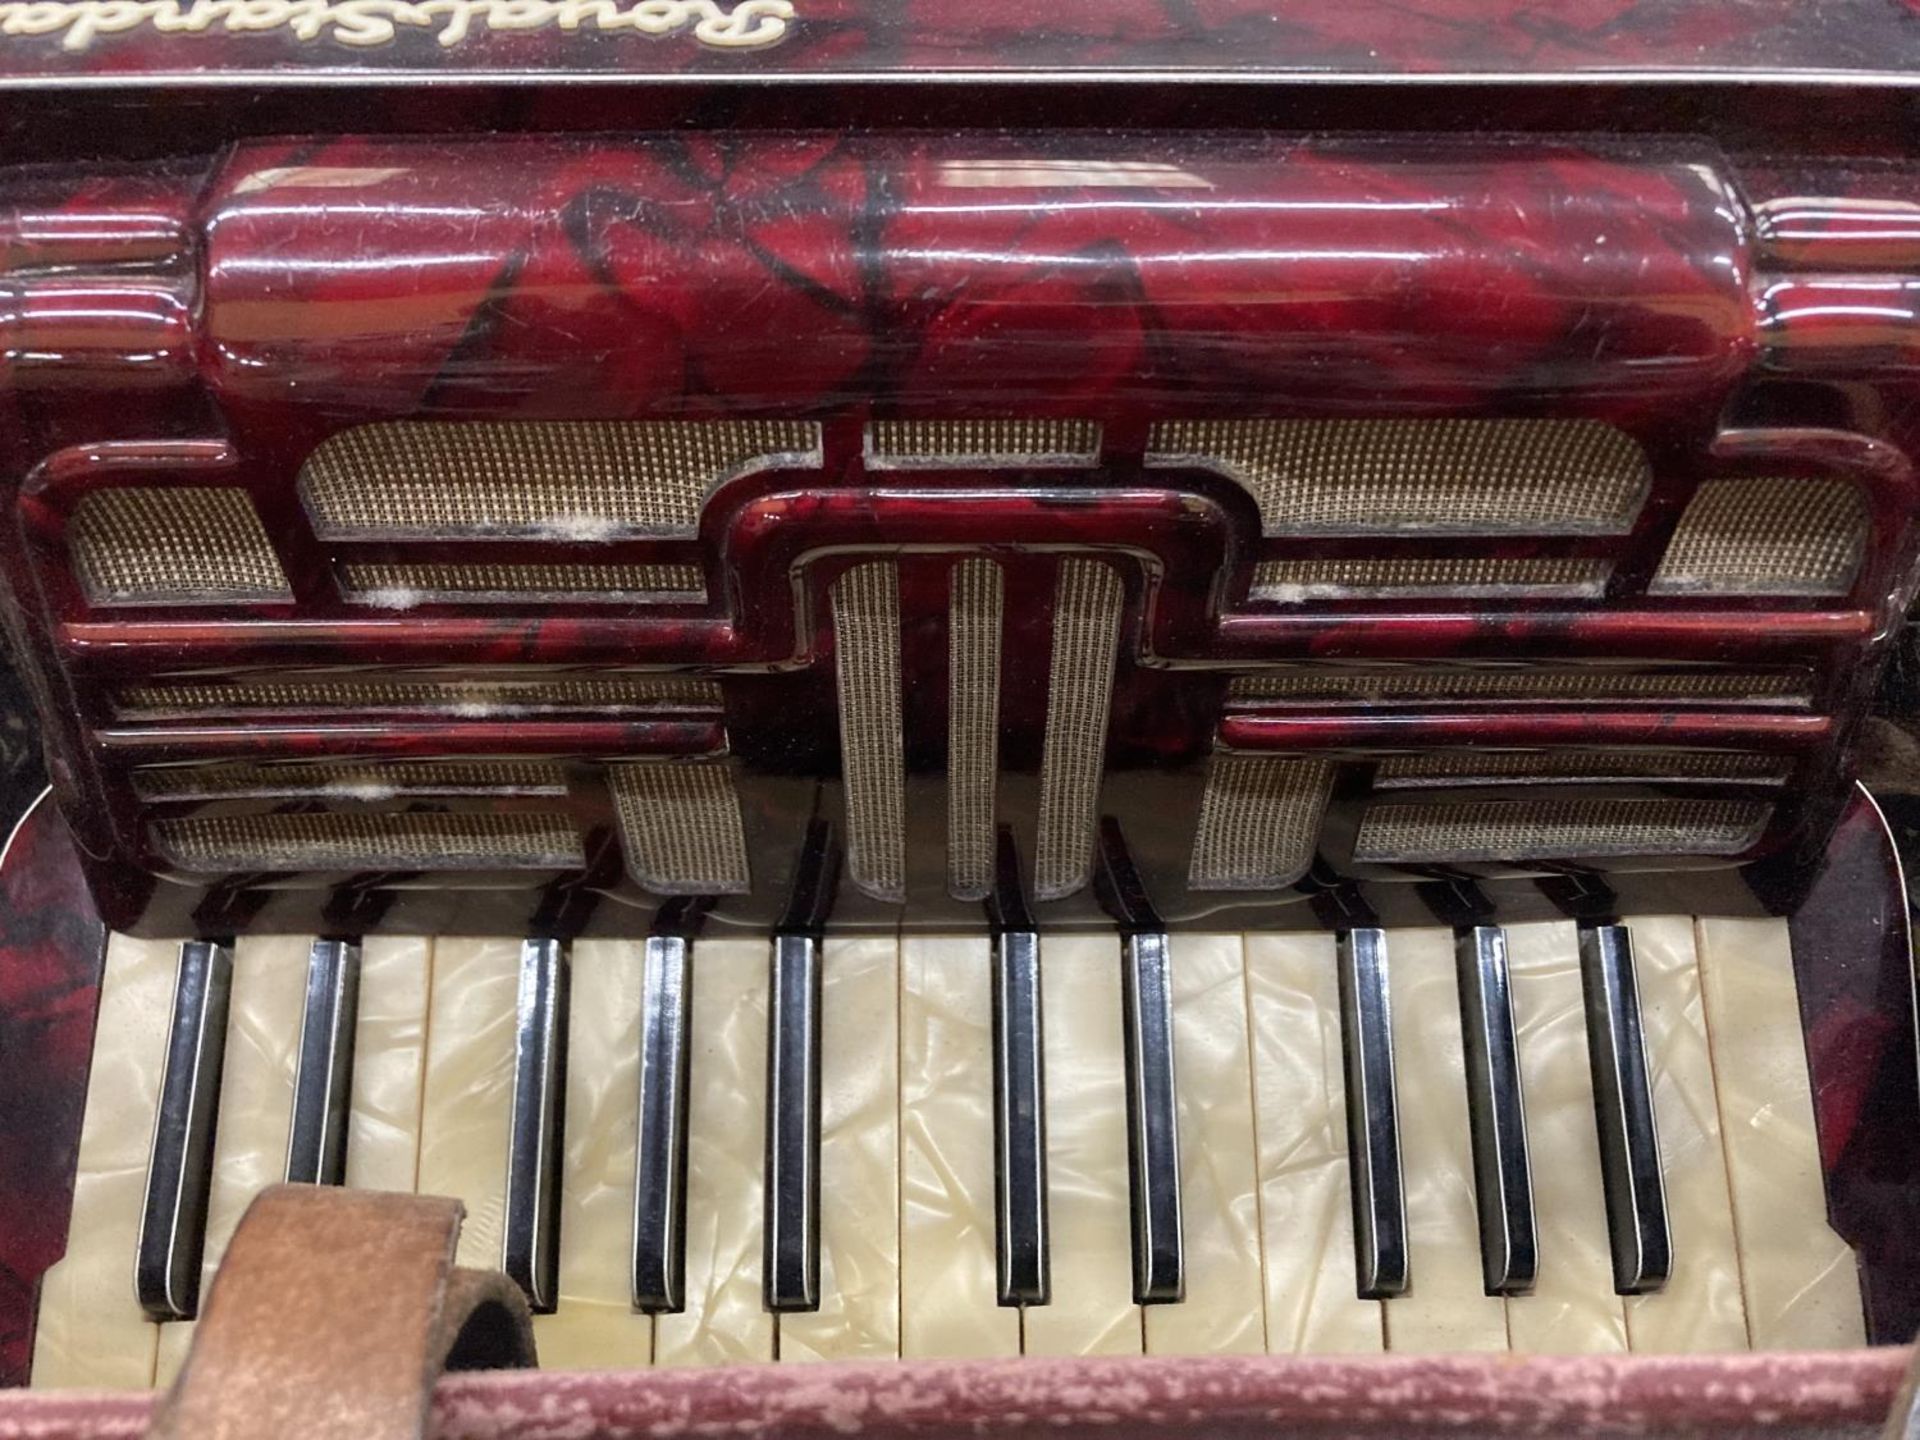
<box><xmin>1147</xmin><ymin>419</ymin><xmax>1649</xmax><ymax>535</ymax></box>
<box><xmin>1252</xmin><ymin>555</ymin><xmax>1609</xmax><ymax>600</ymax></box>
<box><xmin>608</xmin><ymin>760</ymin><xmax>751</xmax><ymax>895</ymax></box>
<box><xmin>301</xmin><ymin>420</ymin><xmax>821</xmax><ymax>538</ymax></box>
<box><xmin>947</xmin><ymin>558</ymin><xmax>1004</xmax><ymax>900</ymax></box>
<box><xmin>1226</xmin><ymin>669</ymin><xmax>1808</xmax><ymax>706</ymax></box>
<box><xmin>339</xmin><ymin>562</ymin><xmax>704</xmax><ymax>604</ymax></box>
<box><xmin>1650</xmin><ymin>476</ymin><xmax>1868</xmax><ymax>597</ymax></box>
<box><xmin>867</xmin><ymin>419</ymin><xmax>1101</xmax><ymax>467</ymax></box>
<box><xmin>1188</xmin><ymin>755</ymin><xmax>1333</xmax><ymax>891</ymax></box>
<box><xmin>832</xmin><ymin>562</ymin><xmax>906</xmax><ymax>901</ymax></box>
<box><xmin>1035</xmin><ymin>558</ymin><xmax>1126</xmax><ymax>900</ymax></box>
<box><xmin>70</xmin><ymin>488</ymin><xmax>291</xmax><ymax>606</ymax></box>
<box><xmin>153</xmin><ymin>811</ymin><xmax>585</xmax><ymax>872</ymax></box>
<box><xmin>1374</xmin><ymin>750</ymin><xmax>1790</xmax><ymax>788</ymax></box>
<box><xmin>1352</xmin><ymin>797</ymin><xmax>1772</xmax><ymax>863</ymax></box>
<box><xmin>134</xmin><ymin>760</ymin><xmax>568</xmax><ymax>801</ymax></box>
<box><xmin>118</xmin><ymin>674</ymin><xmax>721</xmax><ymax>716</ymax></box>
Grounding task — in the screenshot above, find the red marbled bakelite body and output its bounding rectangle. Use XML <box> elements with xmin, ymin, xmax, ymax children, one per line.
<box><xmin>2</xmin><ymin>134</ymin><xmax>1919</xmax><ymax>935</ymax></box>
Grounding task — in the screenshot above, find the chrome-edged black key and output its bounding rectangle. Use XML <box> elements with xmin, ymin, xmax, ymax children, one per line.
<box><xmin>633</xmin><ymin>934</ymin><xmax>693</xmax><ymax>1313</ymax></box>
<box><xmin>1580</xmin><ymin>924</ymin><xmax>1672</xmax><ymax>1294</ymax></box>
<box><xmin>137</xmin><ymin>939</ymin><xmax>233</xmax><ymax>1321</ymax></box>
<box><xmin>993</xmin><ymin>928</ymin><xmax>1049</xmax><ymax>1306</ymax></box>
<box><xmin>1456</xmin><ymin>926</ymin><xmax>1537</xmax><ymax>1295</ymax></box>
<box><xmin>1338</xmin><ymin>927</ymin><xmax>1408</xmax><ymax>1300</ymax></box>
<box><xmin>1121</xmin><ymin>931</ymin><xmax>1183</xmax><ymax>1304</ymax></box>
<box><xmin>504</xmin><ymin>938</ymin><xmax>568</xmax><ymax>1313</ymax></box>
<box><xmin>764</xmin><ymin>933</ymin><xmax>821</xmax><ymax>1313</ymax></box>
<box><xmin>284</xmin><ymin>938</ymin><xmax>360</xmax><ymax>1187</ymax></box>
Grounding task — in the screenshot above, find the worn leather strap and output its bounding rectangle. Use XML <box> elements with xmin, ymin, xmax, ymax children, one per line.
<box><xmin>148</xmin><ymin>1184</ymin><xmax>535</xmax><ymax>1440</ymax></box>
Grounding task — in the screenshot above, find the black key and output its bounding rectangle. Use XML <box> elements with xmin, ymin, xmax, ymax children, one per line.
<box><xmin>993</xmin><ymin>928</ymin><xmax>1049</xmax><ymax>1306</ymax></box>
<box><xmin>1579</xmin><ymin>924</ymin><xmax>1671</xmax><ymax>1294</ymax></box>
<box><xmin>137</xmin><ymin>939</ymin><xmax>233</xmax><ymax>1321</ymax></box>
<box><xmin>1338</xmin><ymin>927</ymin><xmax>1408</xmax><ymax>1299</ymax></box>
<box><xmin>504</xmin><ymin>938</ymin><xmax>568</xmax><ymax>1313</ymax></box>
<box><xmin>284</xmin><ymin>938</ymin><xmax>360</xmax><ymax>1187</ymax></box>
<box><xmin>632</xmin><ymin>935</ymin><xmax>693</xmax><ymax>1313</ymax></box>
<box><xmin>1456</xmin><ymin>926</ymin><xmax>1536</xmax><ymax>1295</ymax></box>
<box><xmin>764</xmin><ymin>933</ymin><xmax>821</xmax><ymax>1312</ymax></box>
<box><xmin>1121</xmin><ymin>931</ymin><xmax>1183</xmax><ymax>1304</ymax></box>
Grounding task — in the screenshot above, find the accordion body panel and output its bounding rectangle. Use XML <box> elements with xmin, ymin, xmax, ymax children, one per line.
<box><xmin>2</xmin><ymin>134</ymin><xmax>1916</xmax><ymax>937</ymax></box>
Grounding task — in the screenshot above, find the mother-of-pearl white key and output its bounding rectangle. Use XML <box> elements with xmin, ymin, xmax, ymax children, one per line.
<box><xmin>416</xmin><ymin>938</ymin><xmax>522</xmax><ymax>1274</ymax></box>
<box><xmin>1145</xmin><ymin>934</ymin><xmax>1265</xmax><ymax>1355</ymax></box>
<box><xmin>1618</xmin><ymin>916</ymin><xmax>1746</xmax><ymax>1351</ymax></box>
<box><xmin>1384</xmin><ymin>927</ymin><xmax>1509</xmax><ymax>1352</ymax></box>
<box><xmin>1696</xmin><ymin>918</ymin><xmax>1865</xmax><ymax>1350</ymax></box>
<box><xmin>899</xmin><ymin>935</ymin><xmax>1020</xmax><ymax>1357</ymax></box>
<box><xmin>153</xmin><ymin>936</ymin><xmax>312</xmax><ymax>1386</ymax></box>
<box><xmin>778</xmin><ymin>936</ymin><xmax>900</xmax><ymax>1362</ymax></box>
<box><xmin>1246</xmin><ymin>933</ymin><xmax>1384</xmax><ymax>1353</ymax></box>
<box><xmin>654</xmin><ymin>937</ymin><xmax>771</xmax><ymax>1366</ymax></box>
<box><xmin>343</xmin><ymin>937</ymin><xmax>432</xmax><ymax>1193</ymax></box>
<box><xmin>534</xmin><ymin>939</ymin><xmax>654</xmax><ymax>1369</ymax></box>
<box><xmin>1021</xmin><ymin>935</ymin><xmax>1142</xmax><ymax>1357</ymax></box>
<box><xmin>1503</xmin><ymin>922</ymin><xmax>1627</xmax><ymax>1353</ymax></box>
<box><xmin>31</xmin><ymin>935</ymin><xmax>177</xmax><ymax>1390</ymax></box>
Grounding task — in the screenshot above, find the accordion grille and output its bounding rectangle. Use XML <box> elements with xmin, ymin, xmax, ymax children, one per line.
<box><xmin>867</xmin><ymin>419</ymin><xmax>1101</xmax><ymax>468</ymax></box>
<box><xmin>338</xmin><ymin>562</ymin><xmax>705</xmax><ymax>605</ymax></box>
<box><xmin>832</xmin><ymin>562</ymin><xmax>907</xmax><ymax>901</ymax></box>
<box><xmin>1227</xmin><ymin>669</ymin><xmax>1807</xmax><ymax>706</ymax></box>
<box><xmin>948</xmin><ymin>558</ymin><xmax>1004</xmax><ymax>900</ymax></box>
<box><xmin>70</xmin><ymin>488</ymin><xmax>290</xmax><ymax>606</ymax></box>
<box><xmin>117</xmin><ymin>674</ymin><xmax>721</xmax><ymax>717</ymax></box>
<box><xmin>1034</xmin><ymin>558</ymin><xmax>1125</xmax><ymax>900</ymax></box>
<box><xmin>300</xmin><ymin>420</ymin><xmax>821</xmax><ymax>538</ymax></box>
<box><xmin>1188</xmin><ymin>755</ymin><xmax>1333</xmax><ymax>891</ymax></box>
<box><xmin>1252</xmin><ymin>555</ymin><xmax>1608</xmax><ymax>600</ymax></box>
<box><xmin>1373</xmin><ymin>750</ymin><xmax>1790</xmax><ymax>788</ymax></box>
<box><xmin>1147</xmin><ymin>418</ymin><xmax>1648</xmax><ymax>535</ymax></box>
<box><xmin>153</xmin><ymin>810</ymin><xmax>585</xmax><ymax>872</ymax></box>
<box><xmin>1352</xmin><ymin>797</ymin><xmax>1772</xmax><ymax>864</ymax></box>
<box><xmin>1651</xmin><ymin>476</ymin><xmax>1868</xmax><ymax>597</ymax></box>
<box><xmin>608</xmin><ymin>761</ymin><xmax>752</xmax><ymax>895</ymax></box>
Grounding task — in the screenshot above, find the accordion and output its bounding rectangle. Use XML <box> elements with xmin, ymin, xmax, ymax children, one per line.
<box><xmin>2</xmin><ymin>5</ymin><xmax>1920</xmax><ymax>1437</ymax></box>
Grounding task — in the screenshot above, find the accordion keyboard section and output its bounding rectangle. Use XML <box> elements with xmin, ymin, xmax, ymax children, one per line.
<box><xmin>1</xmin><ymin>134</ymin><xmax>1916</xmax><ymax>935</ymax></box>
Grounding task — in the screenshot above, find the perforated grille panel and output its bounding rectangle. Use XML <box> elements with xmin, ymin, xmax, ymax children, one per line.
<box><xmin>338</xmin><ymin>562</ymin><xmax>705</xmax><ymax>605</ymax></box>
<box><xmin>153</xmin><ymin>811</ymin><xmax>585</xmax><ymax>872</ymax></box>
<box><xmin>1252</xmin><ymin>555</ymin><xmax>1609</xmax><ymax>601</ymax></box>
<box><xmin>1227</xmin><ymin>669</ymin><xmax>1808</xmax><ymax>706</ymax></box>
<box><xmin>301</xmin><ymin>420</ymin><xmax>821</xmax><ymax>539</ymax></box>
<box><xmin>608</xmin><ymin>760</ymin><xmax>751</xmax><ymax>895</ymax></box>
<box><xmin>1650</xmin><ymin>476</ymin><xmax>1868</xmax><ymax>597</ymax></box>
<box><xmin>1373</xmin><ymin>750</ymin><xmax>1790</xmax><ymax>788</ymax></box>
<box><xmin>1147</xmin><ymin>419</ymin><xmax>1649</xmax><ymax>535</ymax></box>
<box><xmin>1188</xmin><ymin>755</ymin><xmax>1333</xmax><ymax>890</ymax></box>
<box><xmin>1034</xmin><ymin>558</ymin><xmax>1125</xmax><ymax>900</ymax></box>
<box><xmin>117</xmin><ymin>674</ymin><xmax>722</xmax><ymax>717</ymax></box>
<box><xmin>948</xmin><ymin>558</ymin><xmax>1003</xmax><ymax>900</ymax></box>
<box><xmin>832</xmin><ymin>562</ymin><xmax>906</xmax><ymax>901</ymax></box>
<box><xmin>1352</xmin><ymin>797</ymin><xmax>1772</xmax><ymax>863</ymax></box>
<box><xmin>133</xmin><ymin>760</ymin><xmax>569</xmax><ymax>801</ymax></box>
<box><xmin>70</xmin><ymin>488</ymin><xmax>291</xmax><ymax>606</ymax></box>
<box><xmin>867</xmin><ymin>419</ymin><xmax>1101</xmax><ymax>468</ymax></box>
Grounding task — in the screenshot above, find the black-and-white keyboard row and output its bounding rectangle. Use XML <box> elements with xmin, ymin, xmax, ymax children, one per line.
<box><xmin>32</xmin><ymin>918</ymin><xmax>1864</xmax><ymax>1387</ymax></box>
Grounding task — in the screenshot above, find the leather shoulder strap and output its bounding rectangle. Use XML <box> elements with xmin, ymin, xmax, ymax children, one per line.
<box><xmin>148</xmin><ymin>1185</ymin><xmax>535</xmax><ymax>1440</ymax></box>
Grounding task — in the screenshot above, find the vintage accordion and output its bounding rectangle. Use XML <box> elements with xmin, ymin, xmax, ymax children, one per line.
<box><xmin>3</xmin><ymin>7</ymin><xmax>1920</xmax><ymax>1436</ymax></box>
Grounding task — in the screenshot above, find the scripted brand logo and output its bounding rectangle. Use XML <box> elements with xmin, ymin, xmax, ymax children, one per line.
<box><xmin>0</xmin><ymin>0</ymin><xmax>794</xmax><ymax>50</ymax></box>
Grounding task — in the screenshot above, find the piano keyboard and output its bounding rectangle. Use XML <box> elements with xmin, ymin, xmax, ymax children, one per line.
<box><xmin>30</xmin><ymin>918</ymin><xmax>1866</xmax><ymax>1387</ymax></box>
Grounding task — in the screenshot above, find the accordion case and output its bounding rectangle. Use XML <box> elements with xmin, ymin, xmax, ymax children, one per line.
<box><xmin>3</xmin><ymin>2</ymin><xmax>1920</xmax><ymax>1436</ymax></box>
